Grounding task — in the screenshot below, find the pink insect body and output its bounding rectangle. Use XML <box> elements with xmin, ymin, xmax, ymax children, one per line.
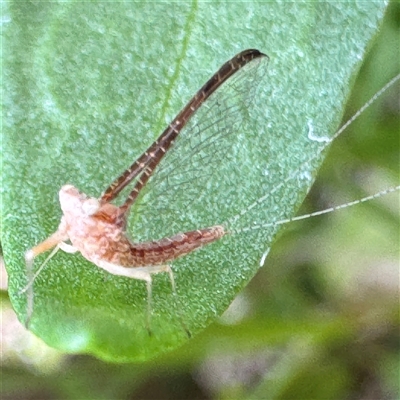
<box><xmin>23</xmin><ymin>49</ymin><xmax>267</xmax><ymax>332</ymax></box>
<box><xmin>57</xmin><ymin>185</ymin><xmax>224</xmax><ymax>271</ymax></box>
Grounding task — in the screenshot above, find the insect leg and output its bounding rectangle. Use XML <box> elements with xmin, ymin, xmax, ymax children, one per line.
<box><xmin>144</xmin><ymin>264</ymin><xmax>191</xmax><ymax>338</ymax></box>
<box><xmin>163</xmin><ymin>264</ymin><xmax>191</xmax><ymax>338</ymax></box>
<box><xmin>58</xmin><ymin>242</ymin><xmax>79</xmax><ymax>254</ymax></box>
<box><xmin>105</xmin><ymin>263</ymin><xmax>190</xmax><ymax>336</ymax></box>
<box><xmin>22</xmin><ymin>227</ymin><xmax>69</xmax><ymax>327</ymax></box>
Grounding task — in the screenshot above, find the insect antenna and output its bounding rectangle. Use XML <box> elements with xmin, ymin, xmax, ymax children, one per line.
<box><xmin>225</xmin><ymin>72</ymin><xmax>400</xmax><ymax>230</ymax></box>
<box><xmin>230</xmin><ymin>186</ymin><xmax>400</xmax><ymax>235</ymax></box>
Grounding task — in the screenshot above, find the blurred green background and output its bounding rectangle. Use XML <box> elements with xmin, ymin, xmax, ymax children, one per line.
<box><xmin>1</xmin><ymin>2</ymin><xmax>398</xmax><ymax>400</ymax></box>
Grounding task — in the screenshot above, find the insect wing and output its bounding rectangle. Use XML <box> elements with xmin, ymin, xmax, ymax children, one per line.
<box><xmin>131</xmin><ymin>55</ymin><xmax>269</xmax><ymax>239</ymax></box>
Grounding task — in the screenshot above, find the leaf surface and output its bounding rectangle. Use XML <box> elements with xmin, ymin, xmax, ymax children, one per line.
<box><xmin>2</xmin><ymin>1</ymin><xmax>388</xmax><ymax>361</ymax></box>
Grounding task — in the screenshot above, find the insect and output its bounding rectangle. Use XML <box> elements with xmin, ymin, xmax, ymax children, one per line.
<box><xmin>21</xmin><ymin>48</ymin><xmax>399</xmax><ymax>337</ymax></box>
<box><xmin>21</xmin><ymin>49</ymin><xmax>268</xmax><ymax>333</ymax></box>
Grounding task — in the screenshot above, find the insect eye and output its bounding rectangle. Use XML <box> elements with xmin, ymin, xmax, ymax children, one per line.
<box><xmin>82</xmin><ymin>198</ymin><xmax>100</xmax><ymax>216</ymax></box>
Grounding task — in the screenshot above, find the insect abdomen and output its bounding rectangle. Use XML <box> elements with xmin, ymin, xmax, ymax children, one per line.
<box><xmin>128</xmin><ymin>225</ymin><xmax>226</xmax><ymax>266</ymax></box>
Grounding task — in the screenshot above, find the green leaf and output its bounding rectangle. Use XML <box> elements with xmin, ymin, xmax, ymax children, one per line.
<box><xmin>2</xmin><ymin>1</ymin><xmax>388</xmax><ymax>362</ymax></box>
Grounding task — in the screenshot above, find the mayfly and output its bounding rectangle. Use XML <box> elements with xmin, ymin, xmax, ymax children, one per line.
<box><xmin>21</xmin><ymin>49</ymin><xmax>268</xmax><ymax>332</ymax></box>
